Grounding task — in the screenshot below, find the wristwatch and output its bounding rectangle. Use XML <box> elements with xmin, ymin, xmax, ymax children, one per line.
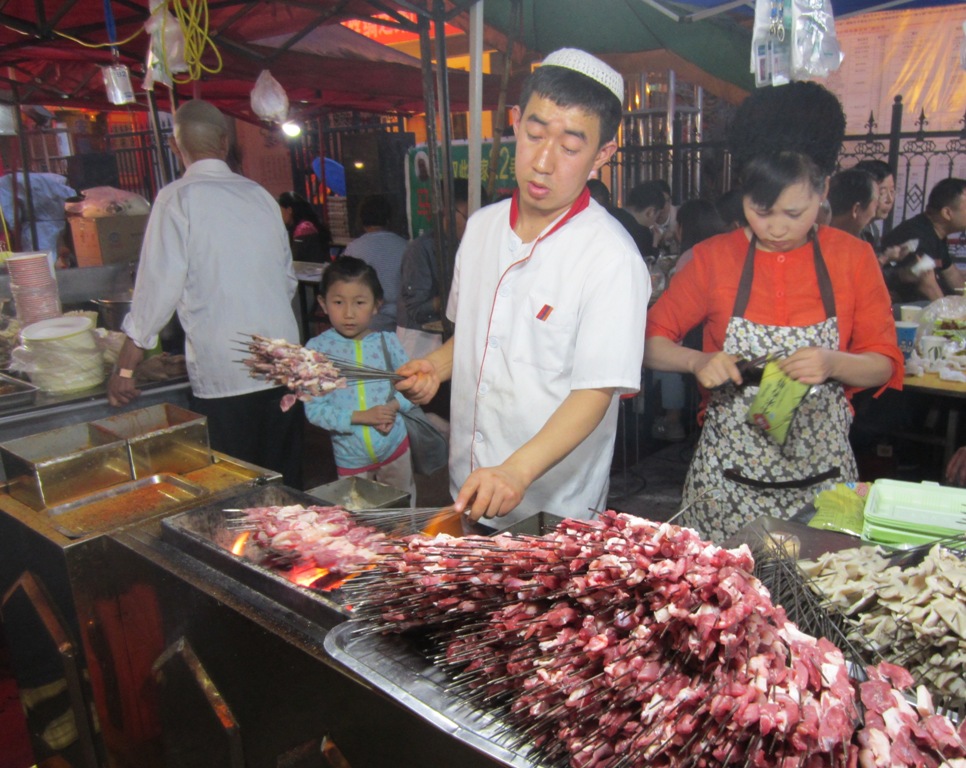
<box><xmin>116</xmin><ymin>367</ymin><xmax>135</xmax><ymax>379</ymax></box>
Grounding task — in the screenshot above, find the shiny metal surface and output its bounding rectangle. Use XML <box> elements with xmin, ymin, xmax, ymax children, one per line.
<box><xmin>0</xmin><ymin>422</ymin><xmax>132</xmax><ymax>510</ymax></box>
<box><xmin>92</xmin><ymin>403</ymin><xmax>211</xmax><ymax>478</ymax></box>
<box><xmin>161</xmin><ymin>484</ymin><xmax>350</xmax><ymax>630</ymax></box>
<box><xmin>325</xmin><ymin>623</ymin><xmax>544</xmax><ymax>768</ymax></box>
<box><xmin>47</xmin><ymin>473</ymin><xmax>207</xmax><ymax>539</ymax></box>
<box><xmin>0</xmin><ymin>372</ymin><xmax>38</xmax><ymax>411</ymax></box>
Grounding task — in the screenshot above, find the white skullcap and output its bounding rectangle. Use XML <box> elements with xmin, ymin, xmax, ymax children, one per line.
<box><xmin>541</xmin><ymin>48</ymin><xmax>624</xmax><ymax>105</ymax></box>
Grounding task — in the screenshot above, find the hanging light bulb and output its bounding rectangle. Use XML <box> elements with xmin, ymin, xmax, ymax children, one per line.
<box><xmin>281</xmin><ymin>120</ymin><xmax>301</xmax><ymax>138</ymax></box>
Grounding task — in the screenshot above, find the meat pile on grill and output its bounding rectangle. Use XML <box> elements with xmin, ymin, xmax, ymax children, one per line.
<box><xmin>241</xmin><ymin>334</ymin><xmax>346</xmax><ymax>411</ymax></box>
<box><xmin>239</xmin><ymin>504</ymin><xmax>389</xmax><ymax>575</ymax></box>
<box><xmin>347</xmin><ymin>511</ymin><xmax>966</xmax><ymax>768</ymax></box>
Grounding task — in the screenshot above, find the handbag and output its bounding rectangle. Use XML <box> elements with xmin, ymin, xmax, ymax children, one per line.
<box><xmin>379</xmin><ymin>334</ymin><xmax>448</xmax><ymax>475</ymax></box>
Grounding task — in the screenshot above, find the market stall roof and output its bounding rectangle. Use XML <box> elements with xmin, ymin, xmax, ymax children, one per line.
<box><xmin>0</xmin><ymin>0</ymin><xmax>506</xmax><ymax>117</ymax></box>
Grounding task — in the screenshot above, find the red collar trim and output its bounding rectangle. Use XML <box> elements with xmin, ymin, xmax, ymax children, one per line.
<box><xmin>509</xmin><ymin>186</ymin><xmax>591</xmax><ymax>241</ymax></box>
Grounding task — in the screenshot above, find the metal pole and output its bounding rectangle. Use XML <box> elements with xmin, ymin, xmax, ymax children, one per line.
<box><xmin>418</xmin><ymin>14</ymin><xmax>451</xmax><ymax>339</ymax></box>
<box><xmin>468</xmin><ymin>0</ymin><xmax>484</xmax><ymax>215</ymax></box>
<box><xmin>11</xmin><ymin>85</ymin><xmax>38</xmax><ymax>252</ymax></box>
<box><xmin>886</xmin><ymin>95</ymin><xmax>903</xmax><ymax>232</ymax></box>
<box><xmin>146</xmin><ymin>88</ymin><xmax>170</xmax><ymax>188</ymax></box>
<box><xmin>433</xmin><ymin>0</ymin><xmax>456</xmax><ymax>262</ymax></box>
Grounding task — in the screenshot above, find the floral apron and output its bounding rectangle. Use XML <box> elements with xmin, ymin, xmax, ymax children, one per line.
<box><xmin>682</xmin><ymin>233</ymin><xmax>857</xmax><ymax>541</ymax></box>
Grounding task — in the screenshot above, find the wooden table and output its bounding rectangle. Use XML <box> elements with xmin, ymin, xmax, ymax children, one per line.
<box><xmin>902</xmin><ymin>371</ymin><xmax>966</xmax><ymax>465</ymax></box>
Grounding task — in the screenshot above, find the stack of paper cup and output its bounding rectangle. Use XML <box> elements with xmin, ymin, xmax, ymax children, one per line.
<box><xmin>6</xmin><ymin>252</ymin><xmax>61</xmax><ymax>326</ymax></box>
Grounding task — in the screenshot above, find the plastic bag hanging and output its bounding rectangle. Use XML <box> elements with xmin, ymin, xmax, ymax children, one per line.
<box><xmin>250</xmin><ymin>70</ymin><xmax>289</xmax><ymax>124</ymax></box>
<box><xmin>790</xmin><ymin>0</ymin><xmax>843</xmax><ymax>80</ymax></box>
<box><xmin>144</xmin><ymin>0</ymin><xmax>188</xmax><ymax>90</ymax></box>
<box><xmin>751</xmin><ymin>0</ymin><xmax>792</xmax><ymax>87</ymax></box>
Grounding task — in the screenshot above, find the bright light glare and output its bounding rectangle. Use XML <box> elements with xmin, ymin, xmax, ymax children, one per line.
<box><xmin>281</xmin><ymin>121</ymin><xmax>302</xmax><ymax>137</ymax></box>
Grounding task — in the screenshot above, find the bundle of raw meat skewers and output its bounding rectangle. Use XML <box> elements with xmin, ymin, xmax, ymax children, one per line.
<box><xmin>238</xmin><ymin>333</ymin><xmax>401</xmax><ymax>412</ymax></box>
<box><xmin>345</xmin><ymin>511</ymin><xmax>966</xmax><ymax>768</ymax></box>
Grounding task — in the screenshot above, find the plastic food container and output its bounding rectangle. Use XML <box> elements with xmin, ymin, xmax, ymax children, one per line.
<box><xmin>861</xmin><ymin>479</ymin><xmax>966</xmax><ymax>547</ymax></box>
<box><xmin>12</xmin><ymin>315</ymin><xmax>105</xmax><ymax>393</ymax></box>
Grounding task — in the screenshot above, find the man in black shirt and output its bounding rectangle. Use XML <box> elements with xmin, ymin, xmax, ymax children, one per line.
<box><xmin>882</xmin><ymin>177</ymin><xmax>966</xmax><ymax>303</ymax></box>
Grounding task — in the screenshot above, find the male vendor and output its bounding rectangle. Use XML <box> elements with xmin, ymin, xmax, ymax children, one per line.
<box><xmin>107</xmin><ymin>100</ymin><xmax>302</xmax><ymax>486</ymax></box>
<box><xmin>398</xmin><ymin>49</ymin><xmax>648</xmax><ymax>528</ymax></box>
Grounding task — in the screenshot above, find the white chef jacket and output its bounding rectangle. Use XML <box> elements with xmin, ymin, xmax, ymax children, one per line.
<box><xmin>122</xmin><ymin>159</ymin><xmax>299</xmax><ymax>398</ymax></box>
<box><xmin>447</xmin><ymin>191</ymin><xmax>649</xmax><ymax>529</ymax></box>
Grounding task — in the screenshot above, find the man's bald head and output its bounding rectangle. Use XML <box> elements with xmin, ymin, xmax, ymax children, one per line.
<box><xmin>173</xmin><ymin>99</ymin><xmax>229</xmax><ymax>164</ymax></box>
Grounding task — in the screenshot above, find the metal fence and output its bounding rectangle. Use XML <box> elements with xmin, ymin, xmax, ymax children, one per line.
<box><xmin>612</xmin><ymin>95</ymin><xmax>966</xmax><ymax>250</ymax></box>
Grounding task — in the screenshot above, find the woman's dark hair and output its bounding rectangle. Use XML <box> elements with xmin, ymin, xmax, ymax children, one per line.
<box><xmin>714</xmin><ymin>189</ymin><xmax>746</xmax><ymax>229</ymax></box>
<box><xmin>321</xmin><ymin>256</ymin><xmax>384</xmax><ymax>303</ymax></box>
<box><xmin>278</xmin><ymin>191</ymin><xmax>332</xmax><ymax>262</ymax></box>
<box><xmin>677</xmin><ymin>199</ymin><xmax>727</xmax><ymax>253</ymax></box>
<box><xmin>828</xmin><ymin>168</ymin><xmax>876</xmax><ymax>217</ymax></box>
<box><xmin>278</xmin><ymin>191</ymin><xmax>322</xmax><ymax>229</ymax></box>
<box><xmin>852</xmin><ymin>159</ymin><xmax>894</xmax><ymax>184</ymax></box>
<box><xmin>729</xmin><ymin>81</ymin><xmax>845</xmax><ymax>208</ymax></box>
<box><xmin>740</xmin><ymin>152</ymin><xmax>829</xmax><ymax>210</ymax></box>
<box><xmin>518</xmin><ymin>65</ymin><xmax>622</xmax><ymax>146</ymax></box>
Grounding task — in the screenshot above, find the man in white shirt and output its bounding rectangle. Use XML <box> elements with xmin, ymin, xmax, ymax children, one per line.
<box><xmin>398</xmin><ymin>49</ymin><xmax>648</xmax><ymax>528</ymax></box>
<box><xmin>107</xmin><ymin>99</ymin><xmax>303</xmax><ymax>486</ymax></box>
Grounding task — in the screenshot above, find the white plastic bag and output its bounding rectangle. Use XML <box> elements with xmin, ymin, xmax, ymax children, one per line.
<box><xmin>144</xmin><ymin>7</ymin><xmax>188</xmax><ymax>90</ymax></box>
<box><xmin>64</xmin><ymin>187</ymin><xmax>151</xmax><ymax>217</ymax></box>
<box><xmin>251</xmin><ymin>70</ymin><xmax>289</xmax><ymax>123</ymax></box>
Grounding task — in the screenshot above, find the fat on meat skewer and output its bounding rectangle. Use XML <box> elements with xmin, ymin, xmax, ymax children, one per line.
<box><xmin>344</xmin><ymin>511</ymin><xmax>966</xmax><ymax>768</ymax></box>
<box><xmin>237</xmin><ymin>333</ymin><xmax>403</xmax><ymax>412</ymax></box>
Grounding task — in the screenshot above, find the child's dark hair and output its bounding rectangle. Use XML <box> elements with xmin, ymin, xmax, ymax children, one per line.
<box><xmin>729</xmin><ymin>82</ymin><xmax>845</xmax><ymax>209</ymax></box>
<box><xmin>518</xmin><ymin>65</ymin><xmax>622</xmax><ymax>146</ymax></box>
<box><xmin>828</xmin><ymin>168</ymin><xmax>876</xmax><ymax>217</ymax></box>
<box><xmin>321</xmin><ymin>256</ymin><xmax>384</xmax><ymax>303</ymax></box>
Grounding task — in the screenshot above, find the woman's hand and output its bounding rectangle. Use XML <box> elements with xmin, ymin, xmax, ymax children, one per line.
<box><xmin>692</xmin><ymin>351</ymin><xmax>743</xmax><ymax>390</ymax></box>
<box><xmin>778</xmin><ymin>347</ymin><xmax>835</xmax><ymax>385</ymax></box>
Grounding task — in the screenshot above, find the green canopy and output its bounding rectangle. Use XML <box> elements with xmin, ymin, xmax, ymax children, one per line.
<box><xmin>467</xmin><ymin>0</ymin><xmax>754</xmax><ymax>102</ymax></box>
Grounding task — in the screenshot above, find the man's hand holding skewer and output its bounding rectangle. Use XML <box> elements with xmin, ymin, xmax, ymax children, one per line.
<box><xmin>396</xmin><ymin>337</ymin><xmax>454</xmax><ymax>405</ymax></box>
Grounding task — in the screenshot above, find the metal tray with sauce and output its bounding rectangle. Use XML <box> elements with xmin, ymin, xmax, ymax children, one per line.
<box><xmin>0</xmin><ymin>372</ymin><xmax>38</xmax><ymax>412</ymax></box>
<box><xmin>48</xmin><ymin>472</ymin><xmax>206</xmax><ymax>539</ymax></box>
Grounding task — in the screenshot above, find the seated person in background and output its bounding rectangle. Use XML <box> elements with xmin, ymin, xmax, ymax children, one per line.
<box><xmin>55</xmin><ymin>225</ymin><xmax>76</xmax><ymax>269</ymax></box>
<box><xmin>653</xmin><ymin>199</ymin><xmax>728</xmax><ymax>442</ymax></box>
<box><xmin>278</xmin><ymin>191</ymin><xmax>332</xmax><ymax>264</ymax></box>
<box><xmin>622</xmin><ymin>181</ymin><xmax>669</xmax><ymax>258</ymax></box>
<box><xmin>882</xmin><ymin>177</ymin><xmax>966</xmax><ymax>303</ymax></box>
<box><xmin>853</xmin><ymin>159</ymin><xmax>896</xmax><ymax>253</ymax></box>
<box><xmin>652</xmin><ymin>179</ymin><xmax>679</xmax><ymax>252</ymax></box>
<box><xmin>828</xmin><ymin>168</ymin><xmax>878</xmax><ymax>238</ymax></box>
<box><xmin>397</xmin><ymin>179</ymin><xmax>476</xmax><ymax>359</ymax></box>
<box><xmin>344</xmin><ymin>195</ymin><xmax>408</xmax><ymax>332</ymax></box>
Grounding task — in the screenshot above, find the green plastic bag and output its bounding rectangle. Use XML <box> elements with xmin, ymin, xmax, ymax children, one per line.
<box><xmin>745</xmin><ymin>361</ymin><xmax>810</xmax><ymax>444</ymax></box>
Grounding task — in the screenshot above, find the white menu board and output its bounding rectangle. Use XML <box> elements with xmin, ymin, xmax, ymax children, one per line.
<box><xmin>826</xmin><ymin>7</ymin><xmax>966</xmax><ymax>134</ymax></box>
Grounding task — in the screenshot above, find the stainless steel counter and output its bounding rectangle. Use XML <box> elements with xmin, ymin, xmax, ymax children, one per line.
<box><xmin>0</xmin><ymin>377</ymin><xmax>191</xmax><ymax>481</ymax></box>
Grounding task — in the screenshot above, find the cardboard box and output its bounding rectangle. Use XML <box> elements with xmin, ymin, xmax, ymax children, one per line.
<box><xmin>69</xmin><ymin>214</ymin><xmax>148</xmax><ymax>267</ymax></box>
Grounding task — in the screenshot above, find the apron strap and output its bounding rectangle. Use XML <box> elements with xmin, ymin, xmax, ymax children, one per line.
<box><xmin>732</xmin><ymin>229</ymin><xmax>837</xmax><ymax>320</ymax></box>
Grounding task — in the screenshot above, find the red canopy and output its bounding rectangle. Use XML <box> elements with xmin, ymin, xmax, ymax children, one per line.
<box><xmin>0</xmin><ymin>0</ymin><xmax>504</xmax><ymax>118</ymax></box>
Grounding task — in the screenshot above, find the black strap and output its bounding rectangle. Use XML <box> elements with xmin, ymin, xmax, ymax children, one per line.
<box><xmin>723</xmin><ymin>466</ymin><xmax>840</xmax><ymax>490</ymax></box>
<box><xmin>733</xmin><ymin>229</ymin><xmax>836</xmax><ymax>320</ymax></box>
